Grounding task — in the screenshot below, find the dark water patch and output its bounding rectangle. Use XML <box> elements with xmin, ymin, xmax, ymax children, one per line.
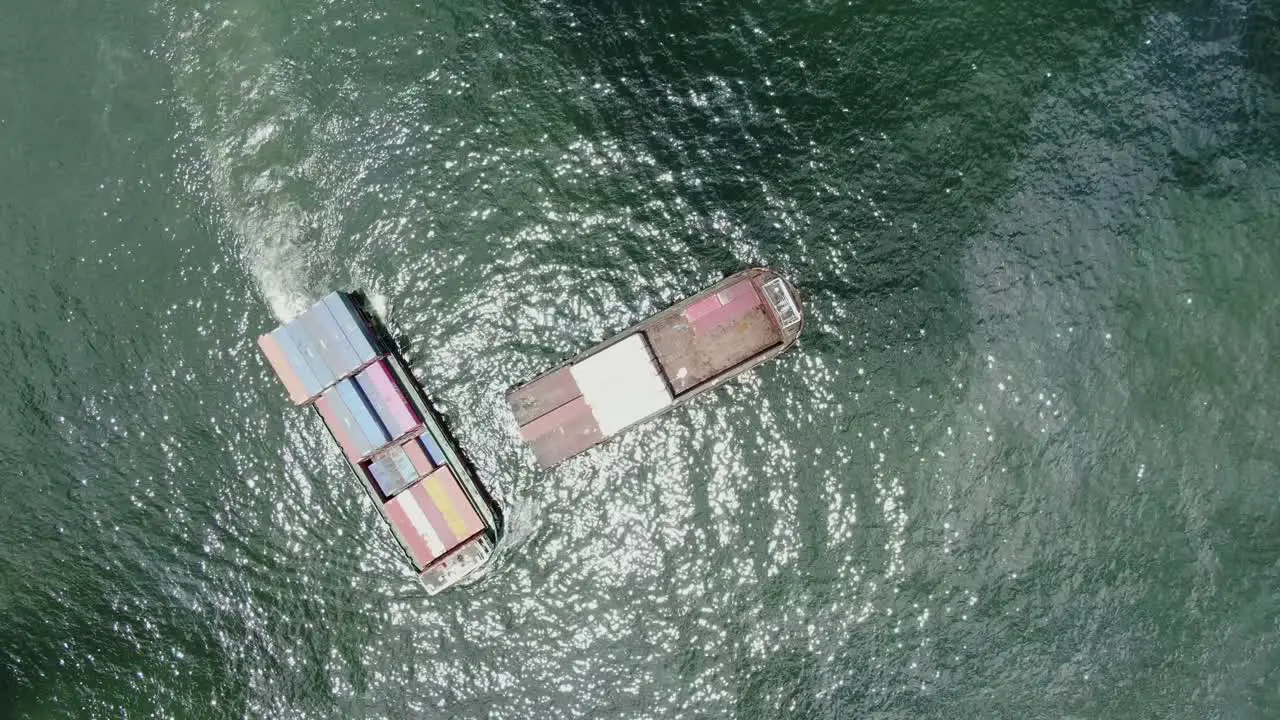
<box><xmin>945</xmin><ymin>8</ymin><xmax>1280</xmax><ymax>716</ymax></box>
<box><xmin>504</xmin><ymin>0</ymin><xmax>1193</xmax><ymax>400</ymax></box>
<box><xmin>1242</xmin><ymin>0</ymin><xmax>1280</xmax><ymax>89</ymax></box>
<box><xmin>0</xmin><ymin>563</ymin><xmax>252</xmax><ymax>718</ymax></box>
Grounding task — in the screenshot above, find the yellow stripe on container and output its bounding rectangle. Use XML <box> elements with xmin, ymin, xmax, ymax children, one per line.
<box><xmin>423</xmin><ymin>471</ymin><xmax>469</xmax><ymax>539</ymax></box>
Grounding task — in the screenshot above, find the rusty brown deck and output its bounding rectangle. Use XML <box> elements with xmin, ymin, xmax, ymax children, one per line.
<box><xmin>645</xmin><ymin>281</ymin><xmax>782</xmax><ymax>394</ymax></box>
<box><xmin>508</xmin><ymin>366</ymin><xmax>580</xmax><ymax>427</ymax></box>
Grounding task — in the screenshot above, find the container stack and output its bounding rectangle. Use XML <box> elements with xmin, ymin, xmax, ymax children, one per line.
<box><xmin>354</xmin><ymin>359</ymin><xmax>421</xmax><ymax>439</ymax></box>
<box><xmin>364</xmin><ymin>432</ymin><xmax>452</xmax><ymax>497</ymax></box>
<box><xmin>384</xmin><ymin>466</ymin><xmax>487</xmax><ymax>567</ymax></box>
<box><xmin>257</xmin><ymin>292</ymin><xmax>419</xmax><ymax>458</ymax></box>
<box><xmin>315</xmin><ymin>379</ymin><xmax>392</xmax><ymax>461</ymax></box>
<box><xmin>367</xmin><ymin>443</ymin><xmax>419</xmax><ymax>497</ymax></box>
<box><xmin>570</xmin><ymin>333</ymin><xmax>673</xmax><ymax>435</ymax></box>
<box><xmin>257</xmin><ymin>292</ymin><xmax>379</xmax><ymax>405</ymax></box>
<box><xmin>256</xmin><ymin>291</ymin><xmax>493</xmax><ymax>579</ymax></box>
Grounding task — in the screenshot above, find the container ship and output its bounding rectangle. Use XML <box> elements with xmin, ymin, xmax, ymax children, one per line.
<box><xmin>257</xmin><ymin>292</ymin><xmax>500</xmax><ymax>595</ymax></box>
<box><xmin>507</xmin><ymin>267</ymin><xmax>804</xmax><ymax>468</ymax></box>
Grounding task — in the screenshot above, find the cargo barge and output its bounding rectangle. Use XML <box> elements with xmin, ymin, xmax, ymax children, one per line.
<box><xmin>257</xmin><ymin>292</ymin><xmax>500</xmax><ymax>595</ymax></box>
<box><xmin>507</xmin><ymin>267</ymin><xmax>804</xmax><ymax>468</ymax></box>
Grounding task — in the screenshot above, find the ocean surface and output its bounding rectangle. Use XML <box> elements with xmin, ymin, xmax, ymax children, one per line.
<box><xmin>1</xmin><ymin>0</ymin><xmax>1278</xmax><ymax>717</ymax></box>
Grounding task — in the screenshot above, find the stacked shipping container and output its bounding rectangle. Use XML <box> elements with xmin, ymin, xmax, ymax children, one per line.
<box><xmin>256</xmin><ymin>292</ymin><xmax>494</xmax><ymax>587</ymax></box>
<box><xmin>384</xmin><ymin>466</ymin><xmax>487</xmax><ymax>568</ymax></box>
<box><xmin>258</xmin><ymin>293</ymin><xmax>379</xmax><ymax>403</ymax></box>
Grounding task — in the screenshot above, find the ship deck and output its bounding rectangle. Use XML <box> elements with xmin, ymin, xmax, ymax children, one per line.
<box><xmin>270</xmin><ymin>292</ymin><xmax>501</xmax><ymax>595</ymax></box>
<box><xmin>644</xmin><ymin>279</ymin><xmax>782</xmax><ymax>395</ymax></box>
<box><xmin>507</xmin><ymin>269</ymin><xmax>803</xmax><ymax>468</ymax></box>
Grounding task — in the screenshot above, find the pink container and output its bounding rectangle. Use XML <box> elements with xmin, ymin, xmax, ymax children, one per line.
<box><xmin>691</xmin><ymin>287</ymin><xmax>762</xmax><ymax>333</ymax></box>
<box><xmin>257</xmin><ymin>333</ymin><xmax>309</xmax><ymax>404</ymax></box>
<box><xmin>315</xmin><ymin>394</ymin><xmax>361</xmax><ymax>460</ymax></box>
<box><xmin>402</xmin><ymin>438</ymin><xmax>434</xmax><ymax>475</ymax></box>
<box><xmin>356</xmin><ymin>360</ymin><xmax>419</xmax><ymax>437</ymax></box>
<box><xmin>682</xmin><ymin>294</ymin><xmax>723</xmax><ymax>323</ymax></box>
<box><xmin>715</xmin><ymin>279</ymin><xmax>757</xmax><ymax>304</ymax></box>
<box><xmin>385</xmin><ymin>472</ymin><xmax>468</xmax><ymax>566</ymax></box>
<box><xmin>421</xmin><ymin>466</ymin><xmax>485</xmax><ymax>541</ymax></box>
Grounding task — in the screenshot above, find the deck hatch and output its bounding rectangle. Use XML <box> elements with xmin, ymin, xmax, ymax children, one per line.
<box><xmin>570</xmin><ymin>334</ymin><xmax>673</xmax><ymax>436</ymax></box>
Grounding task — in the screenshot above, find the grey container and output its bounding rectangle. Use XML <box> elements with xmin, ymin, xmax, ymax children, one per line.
<box><xmin>322</xmin><ymin>293</ymin><xmax>379</xmax><ymax>365</ymax></box>
<box><xmin>299</xmin><ymin>302</ymin><xmax>363</xmax><ymax>380</ymax></box>
<box><xmin>285</xmin><ymin>319</ymin><xmax>338</xmax><ymax>390</ymax></box>
<box><xmin>271</xmin><ymin>326</ymin><xmax>325</xmax><ymax>398</ymax></box>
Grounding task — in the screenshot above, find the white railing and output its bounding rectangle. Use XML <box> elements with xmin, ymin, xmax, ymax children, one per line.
<box><xmin>761</xmin><ymin>278</ymin><xmax>801</xmax><ymax>329</ymax></box>
<box><xmin>420</xmin><ymin>535</ymin><xmax>494</xmax><ymax>595</ymax></box>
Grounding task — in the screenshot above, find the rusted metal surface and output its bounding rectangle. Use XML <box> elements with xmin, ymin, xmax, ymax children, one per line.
<box><xmin>507</xmin><ymin>366</ymin><xmax>581</xmax><ymax>426</ymax></box>
<box><xmin>646</xmin><ymin>288</ymin><xmax>781</xmax><ymax>394</ymax></box>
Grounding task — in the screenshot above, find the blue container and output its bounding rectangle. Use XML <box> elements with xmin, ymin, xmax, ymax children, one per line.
<box><xmin>419</xmin><ymin>432</ymin><xmax>446</xmax><ymax>467</ymax></box>
<box><xmin>368</xmin><ymin>457</ymin><xmax>407</xmax><ymax>496</ymax></box>
<box><xmin>389</xmin><ymin>445</ymin><xmax>418</xmax><ymax>481</ymax></box>
<box><xmin>322</xmin><ymin>293</ymin><xmax>379</xmax><ymax>365</ymax></box>
<box><xmin>354</xmin><ymin>370</ymin><xmax>392</xmax><ymax>432</ymax></box>
<box><xmin>367</xmin><ymin>457</ymin><xmax>394</xmax><ymax>487</ymax></box>
<box><xmin>337</xmin><ymin>379</ymin><xmax>390</xmax><ymax>451</ymax></box>
<box><xmin>270</xmin><ymin>327</ymin><xmax>324</xmax><ymax>398</ymax></box>
<box><xmin>300</xmin><ymin>303</ymin><xmax>362</xmax><ymax>379</ymax></box>
<box><xmin>285</xmin><ymin>320</ymin><xmax>338</xmax><ymax>390</ymax></box>
<box><xmin>318</xmin><ymin>386</ymin><xmax>374</xmax><ymax>458</ymax></box>
<box><xmin>370</xmin><ymin>445</ymin><xmax>420</xmax><ymax>496</ymax></box>
<box><xmin>355</xmin><ymin>370</ymin><xmax>414</xmax><ymax>438</ymax></box>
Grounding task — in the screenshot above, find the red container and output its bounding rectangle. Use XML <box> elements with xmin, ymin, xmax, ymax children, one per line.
<box><xmin>523</xmin><ymin>396</ymin><xmax>603</xmax><ymax>468</ymax></box>
<box><xmin>508</xmin><ymin>366</ymin><xmax>581</xmax><ymax>427</ymax></box>
<box><xmin>402</xmin><ymin>438</ymin><xmax>434</xmax><ymax>475</ymax></box>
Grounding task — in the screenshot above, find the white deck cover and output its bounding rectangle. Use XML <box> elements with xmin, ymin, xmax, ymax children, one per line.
<box><xmin>570</xmin><ymin>333</ymin><xmax>673</xmax><ymax>436</ymax></box>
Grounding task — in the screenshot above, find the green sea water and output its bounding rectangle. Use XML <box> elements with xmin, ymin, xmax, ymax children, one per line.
<box><xmin>1</xmin><ymin>0</ymin><xmax>1278</xmax><ymax>717</ymax></box>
